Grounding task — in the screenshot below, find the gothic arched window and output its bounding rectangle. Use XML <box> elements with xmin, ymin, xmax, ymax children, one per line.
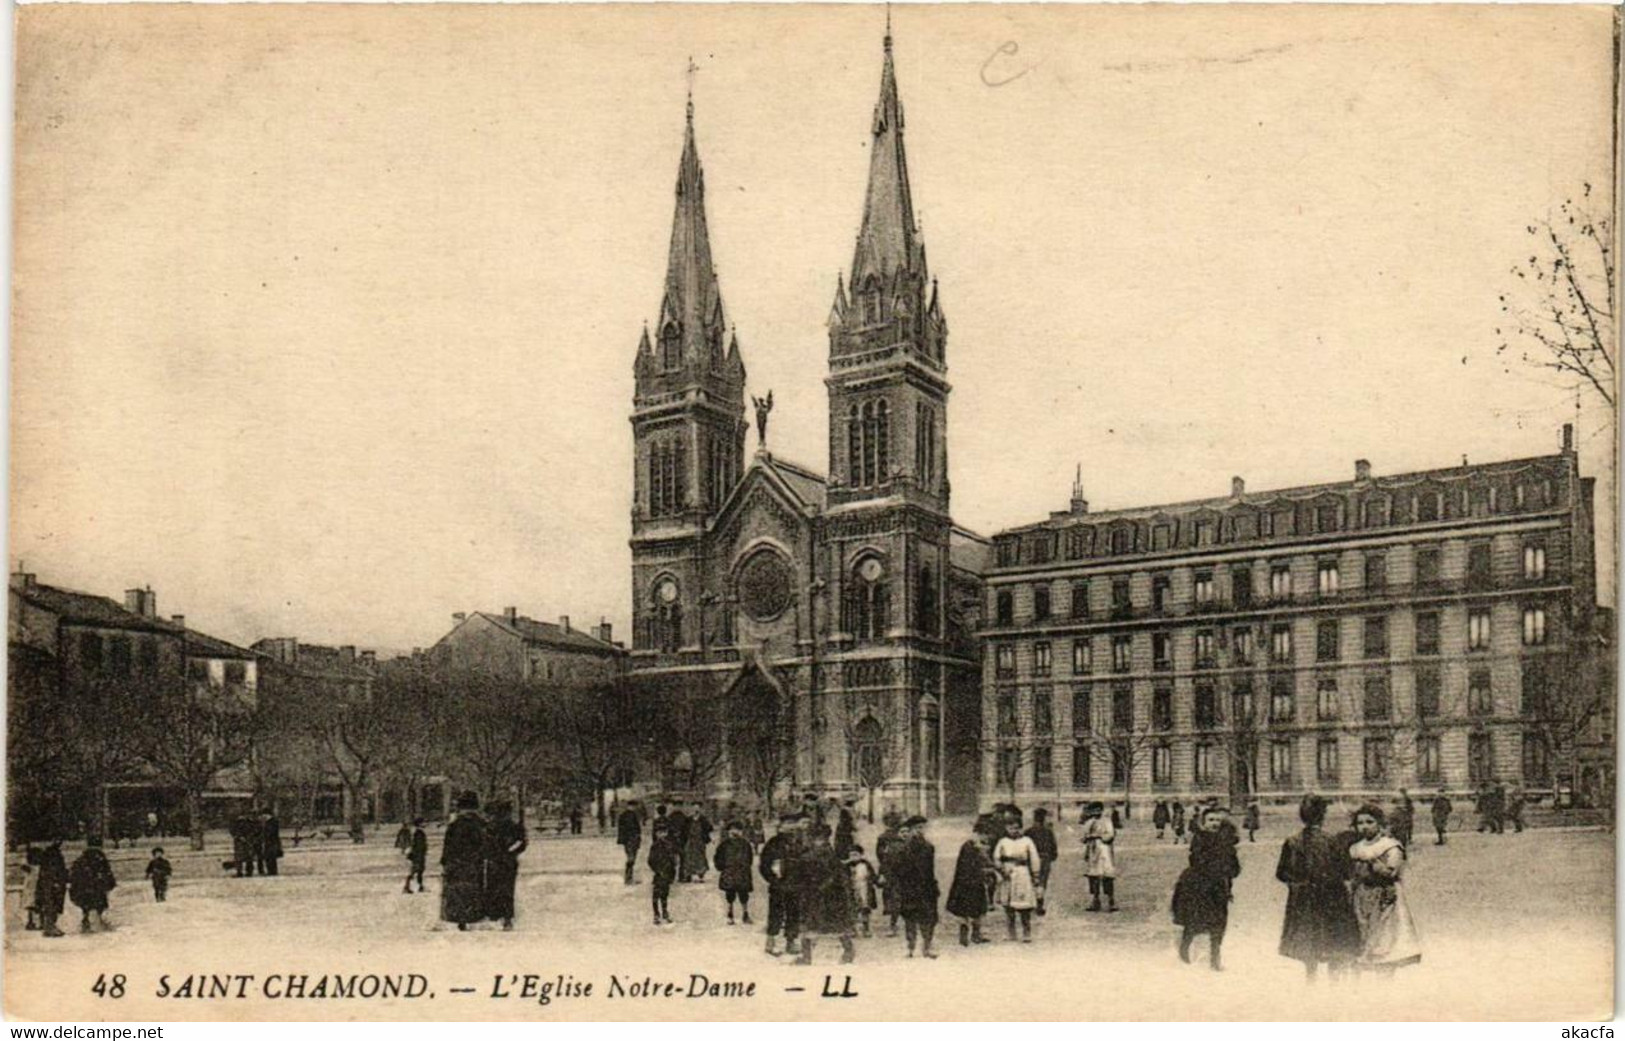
<box><xmin>848</xmin><ymin>405</ymin><xmax>864</xmax><ymax>487</ymax></box>
<box><xmin>850</xmin><ymin>716</ymin><xmax>886</xmax><ymax>789</ymax></box>
<box><xmin>651</xmin><ymin>577</ymin><xmax>683</xmax><ymax>653</ymax></box>
<box><xmin>848</xmin><ymin>556</ymin><xmax>890</xmax><ymax>641</ymax></box>
<box><xmin>660</xmin><ymin>323</ymin><xmax>682</xmax><ymax>371</ymax></box>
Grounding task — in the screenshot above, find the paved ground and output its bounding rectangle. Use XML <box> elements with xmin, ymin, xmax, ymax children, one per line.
<box><xmin>4</xmin><ymin>817</ymin><xmax>1614</xmax><ymax>1021</ymax></box>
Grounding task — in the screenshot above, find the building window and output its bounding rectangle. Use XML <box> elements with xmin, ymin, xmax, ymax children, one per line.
<box><xmin>1522</xmin><ymin>732</ymin><xmax>1550</xmax><ymax>784</ymax></box>
<box><xmin>78</xmin><ymin>632</ymin><xmax>104</xmax><ymax>673</ymax></box>
<box><xmin>997</xmin><ymin>748</ymin><xmax>1019</xmax><ymax>790</ymax></box>
<box><xmin>1270</xmin><ymin>674</ymin><xmax>1294</xmax><ymax>723</ymax></box>
<box><xmin>1072</xmin><ymin>745</ymin><xmax>1091</xmax><ymax>787</ymax></box>
<box><xmin>1316</xmin><ymin>620</ymin><xmax>1340</xmax><ymax>662</ymax></box>
<box><xmin>1066</xmin><ymin>528</ymin><xmax>1087</xmax><ymax>560</ymax></box>
<box><xmin>1111</xmin><ymin>578</ymin><xmax>1132</xmax><ymax>617</ymax></box>
<box><xmin>996</xmin><ymin>644</ymin><xmax>1016</xmax><ymax>679</ymax></box>
<box><xmin>1522</xmin><ymin>607</ymin><xmax>1548</xmax><ymax>646</ymax></box>
<box><xmin>1416</xmin><ymin>492</ymin><xmax>1440</xmax><ymax>523</ymax></box>
<box><xmin>1111</xmin><ymin>683</ymin><xmax>1134</xmax><ymax>732</ymax></box>
<box><xmin>1269</xmin><ymin>740</ymin><xmax>1294</xmax><ymax>784</ymax></box>
<box><xmin>996</xmin><ymin>591</ymin><xmax>1014</xmax><ymax>627</ymax></box>
<box><xmin>1270</xmin><ymin>565</ymin><xmax>1292</xmax><ymax>600</ymax></box>
<box><xmin>1467</xmin><ymin>542</ymin><xmax>1493</xmax><ymax>589</ymax></box>
<box><xmin>1196</xmin><ymin>520</ymin><xmax>1216</xmax><ymax>546</ymax></box>
<box><xmin>849</xmin><ymin>560</ymin><xmax>890</xmax><ymax>642</ymax></box>
<box><xmin>1232</xmin><ymin>683</ymin><xmax>1255</xmax><ymax>725</ymax></box>
<box><xmin>1469</xmin><ymin>733</ymin><xmax>1493</xmax><ymax>783</ymax></box>
<box><xmin>1271</xmin><ymin>624</ymin><xmax>1293</xmax><ymax>663</ymax></box>
<box><xmin>648</xmin><ymin>438</ymin><xmax>689</xmax><ymax>517</ymax></box>
<box><xmin>1469</xmin><ymin>669</ymin><xmax>1493</xmax><ymax>716</ymax></box>
<box><xmin>1194</xmin><ymin>683</ymin><xmax>1217</xmax><ymax>728</ymax></box>
<box><xmin>1152</xmin><ymin>632</ymin><xmax>1172</xmax><ymax>670</ymax></box>
<box><xmin>1194</xmin><ymin>630</ymin><xmax>1215</xmax><ymax>668</ymax></box>
<box><xmin>1033</xmin><ymin>747</ymin><xmax>1054</xmax><ymax>788</ymax></box>
<box><xmin>1363</xmin><ymin>673</ymin><xmax>1391</xmax><ymax>721</ymax></box>
<box><xmin>1365</xmin><ymin>496</ymin><xmax>1390</xmax><ymax>527</ymax></box>
<box><xmin>1523</xmin><ymin>543</ymin><xmax>1548</xmax><ymax>581</ymax></box>
<box><xmin>1153</xmin><ymin>686</ymin><xmax>1174</xmax><ymax>731</ymax></box>
<box><xmin>137</xmin><ymin>638</ymin><xmax>159</xmax><ymax>675</ymax></box>
<box><xmin>1415</xmin><ymin>612</ymin><xmax>1440</xmax><ymax>656</ymax></box>
<box><xmin>1194</xmin><ymin>743</ymin><xmax>1214</xmax><ymax>786</ymax></box>
<box><xmin>1152</xmin><ymin>524</ymin><xmax>1172</xmax><ymax>551</ymax></box>
<box><xmin>1522</xmin><ymin>660</ymin><xmax>1550</xmax><ymax>716</ymax></box>
<box><xmin>1416</xmin><ymin>664</ymin><xmax>1441</xmax><ymax>719</ymax></box>
<box><xmin>1468</xmin><ymin>608</ymin><xmax>1492</xmax><ymax>651</ymax></box>
<box><xmin>1072</xmin><ymin>687</ymin><xmax>1092</xmax><ymax>735</ymax></box>
<box><xmin>1070</xmin><ymin>580</ymin><xmax>1090</xmax><ymax>619</ymax></box>
<box><xmin>1111</xmin><ymin>636</ymin><xmax>1132</xmax><ymax>673</ymax></box>
<box><xmin>1110</xmin><ymin>528</ymin><xmax>1131</xmax><ymax>555</ymax></box>
<box><xmin>1030</xmin><ymin>534</ymin><xmax>1054</xmax><ymax>566</ymax></box>
<box><xmin>1153</xmin><ymin>744</ymin><xmax>1173</xmax><ymax>786</ymax></box>
<box><xmin>1233</xmin><ymin>627</ymin><xmax>1254</xmax><ymax>665</ymax></box>
<box><xmin>848</xmin><ymin>399</ymin><xmax>891</xmax><ymax>488</ymax></box>
<box><xmin>1068</xmin><ymin>637</ymin><xmax>1092</xmax><ymax>674</ymax></box>
<box><xmin>1415</xmin><ymin>546</ymin><xmax>1442</xmax><ymax>588</ymax></box>
<box><xmin>1232</xmin><ymin>565</ymin><xmax>1253</xmax><ymax>607</ymax></box>
<box><xmin>1365</xmin><ymin>553</ymin><xmax>1387</xmax><ymax>591</ymax></box>
<box><xmin>997</xmin><ymin>693</ymin><xmax>1018</xmax><ymax>736</ymax></box>
<box><xmin>1363</xmin><ymin>738</ymin><xmax>1391</xmax><ymax>783</ymax></box>
<box><xmin>1033</xmin><ymin>691</ymin><xmax>1054</xmax><ymax>735</ymax></box>
<box><xmin>1033</xmin><ymin>585</ymin><xmax>1052</xmax><ymax>622</ymax></box>
<box><xmin>1317</xmin><ymin>738</ymin><xmax>1340</xmax><ymax>784</ymax></box>
<box><xmin>1033</xmin><ymin>642</ymin><xmax>1053</xmax><ymax>677</ymax></box>
<box><xmin>187</xmin><ymin>658</ymin><xmax>209</xmax><ymax>684</ymax></box>
<box><xmin>1316</xmin><ymin>504</ymin><xmax>1340</xmax><ymax>533</ymax></box>
<box><xmin>1317</xmin><ymin>560</ymin><xmax>1340</xmax><ymax>597</ymax></box>
<box><xmin>1194</xmin><ymin>572</ymin><xmax>1215</xmax><ymax>605</ymax></box>
<box><xmin>1363</xmin><ymin>616</ymin><xmax>1389</xmax><ymax>659</ymax></box>
<box><xmin>1152</xmin><ymin>574</ymin><xmax>1172</xmax><ymax>614</ymax></box>
<box><xmin>1418</xmin><ymin>735</ymin><xmax>1442</xmax><ymax>782</ymax></box>
<box><xmin>1316</xmin><ymin>676</ymin><xmax>1339</xmax><ymax>721</ymax></box>
<box><xmin>224</xmin><ymin>660</ymin><xmax>247</xmax><ymax>686</ymax></box>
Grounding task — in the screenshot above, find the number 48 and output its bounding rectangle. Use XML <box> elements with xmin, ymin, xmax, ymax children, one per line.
<box><xmin>91</xmin><ymin>974</ymin><xmax>127</xmax><ymax>999</ymax></box>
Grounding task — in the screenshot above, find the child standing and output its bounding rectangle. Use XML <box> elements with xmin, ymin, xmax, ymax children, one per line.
<box><xmin>845</xmin><ymin>844</ymin><xmax>878</xmax><ymax>938</ymax></box>
<box><xmin>713</xmin><ymin>821</ymin><xmax>755</xmax><ymax>925</ymax></box>
<box><xmin>69</xmin><ymin>837</ymin><xmax>117</xmax><ymax>933</ymax></box>
<box><xmin>648</xmin><ymin>821</ymin><xmax>678</xmax><ymax>926</ymax></box>
<box><xmin>403</xmin><ymin>818</ymin><xmax>428</xmax><ymax>894</ymax></box>
<box><xmin>145</xmin><ymin>847</ymin><xmax>173</xmax><ymax>903</ymax></box>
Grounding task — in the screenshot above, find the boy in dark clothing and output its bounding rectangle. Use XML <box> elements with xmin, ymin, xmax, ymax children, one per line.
<box><xmin>759</xmin><ymin>814</ymin><xmax>803</xmax><ymax>956</ymax></box>
<box><xmin>1432</xmin><ymin>792</ymin><xmax>1453</xmax><ymax>845</ymax></box>
<box><xmin>404</xmin><ymin>819</ymin><xmax>428</xmax><ymax>893</ymax></box>
<box><xmin>1024</xmin><ymin>809</ymin><xmax>1059</xmax><ymax>916</ymax></box>
<box><xmin>648</xmin><ymin>821</ymin><xmax>679</xmax><ymax>925</ymax></box>
<box><xmin>617</xmin><ymin>803</ymin><xmax>643</xmax><ymax>885</ymax></box>
<box><xmin>713</xmin><ymin>821</ymin><xmax>755</xmax><ymax>925</ymax></box>
<box><xmin>145</xmin><ymin>848</ymin><xmax>173</xmax><ymax>903</ymax></box>
<box><xmin>69</xmin><ymin>837</ymin><xmax>117</xmax><ymax>932</ymax></box>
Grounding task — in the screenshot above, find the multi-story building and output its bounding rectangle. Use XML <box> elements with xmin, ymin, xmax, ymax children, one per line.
<box><xmin>980</xmin><ymin>427</ymin><xmax>1606</xmax><ymax>808</ymax></box>
<box><xmin>429</xmin><ymin>608</ymin><xmax>623</xmax><ymax>684</ymax></box>
<box><xmin>626</xmin><ymin>29</ymin><xmax>985</xmax><ymax>813</ymax></box>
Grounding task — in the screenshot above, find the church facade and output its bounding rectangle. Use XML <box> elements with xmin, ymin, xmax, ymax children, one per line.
<box><xmin>627</xmin><ymin>33</ymin><xmax>987</xmax><ymax>814</ymax></box>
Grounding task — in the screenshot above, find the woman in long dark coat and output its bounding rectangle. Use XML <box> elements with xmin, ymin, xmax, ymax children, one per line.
<box><xmin>36</xmin><ymin>840</ymin><xmax>69</xmax><ymax>937</ymax></box>
<box><xmin>945</xmin><ymin>831</ymin><xmax>995</xmax><ymax>946</ymax></box>
<box><xmin>484</xmin><ymin>800</ymin><xmax>527</xmax><ymax>930</ymax></box>
<box><xmin>1171</xmin><ymin>806</ymin><xmax>1241</xmax><ymax>971</ymax></box>
<box><xmin>68</xmin><ymin>837</ymin><xmax>117</xmax><ymax>932</ymax></box>
<box><xmin>1276</xmin><ymin>794</ymin><xmax>1360</xmax><ymax>980</ymax></box>
<box><xmin>440</xmin><ymin>793</ymin><xmax>487</xmax><ymax>931</ymax></box>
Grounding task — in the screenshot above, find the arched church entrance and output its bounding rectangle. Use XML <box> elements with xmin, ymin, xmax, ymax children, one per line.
<box><xmin>724</xmin><ymin>664</ymin><xmax>794</xmax><ymax>812</ymax></box>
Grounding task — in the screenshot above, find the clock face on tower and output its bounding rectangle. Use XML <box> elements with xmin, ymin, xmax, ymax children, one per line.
<box><xmin>737</xmin><ymin>548</ymin><xmax>795</xmax><ymax>622</ymax></box>
<box><xmin>859</xmin><ymin>557</ymin><xmax>884</xmax><ymax>583</ymax></box>
<box><xmin>656</xmin><ymin>578</ymin><xmax>679</xmax><ymax>604</ymax></box>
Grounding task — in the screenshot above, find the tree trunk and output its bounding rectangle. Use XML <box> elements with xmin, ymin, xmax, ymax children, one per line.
<box><xmin>187</xmin><ymin>790</ymin><xmax>206</xmax><ymax>852</ymax></box>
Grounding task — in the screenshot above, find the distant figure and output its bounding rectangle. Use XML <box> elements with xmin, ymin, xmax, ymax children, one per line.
<box><xmin>20</xmin><ymin>845</ymin><xmax>40</xmax><ymax>929</ymax></box>
<box><xmin>404</xmin><ymin>818</ymin><xmax>428</xmax><ymax>894</ymax></box>
<box><xmin>394</xmin><ymin>822</ymin><xmax>413</xmax><ymax>853</ymax></box>
<box><xmin>1153</xmin><ymin>800</ymin><xmax>1171</xmax><ymax>840</ymax></box>
<box><xmin>484</xmin><ymin>800</ymin><xmax>528</xmax><ymax>930</ymax></box>
<box><xmin>617</xmin><ymin>802</ymin><xmax>643</xmax><ymax>885</ymax></box>
<box><xmin>713</xmin><ymin>820</ymin><xmax>755</xmax><ymax>925</ymax></box>
<box><xmin>648</xmin><ymin>821</ymin><xmax>679</xmax><ymax>926</ymax></box>
<box><xmin>1243</xmin><ymin>801</ymin><xmax>1261</xmax><ymax>843</ymax></box>
<box><xmin>258</xmin><ymin>809</ymin><xmax>283</xmax><ymax>876</ymax></box>
<box><xmin>1431</xmin><ymin>792</ymin><xmax>1453</xmax><ymax>845</ymax></box>
<box><xmin>1110</xmin><ymin>804</ymin><xmax>1124</xmax><ymax>831</ymax></box>
<box><xmin>846</xmin><ymin>843</ymin><xmax>878</xmax><ymax>938</ymax></box>
<box><xmin>1504</xmin><ymin>785</ymin><xmax>1526</xmax><ymax>833</ymax></box>
<box><xmin>230</xmin><ymin>812</ymin><xmax>259</xmax><ymax>877</ymax></box>
<box><xmin>1390</xmin><ymin>790</ymin><xmax>1415</xmax><ymax>849</ymax></box>
<box><xmin>1025</xmin><ymin>808</ymin><xmax>1059</xmax><ymax>916</ymax></box>
<box><xmin>667</xmin><ymin>805</ymin><xmax>691</xmax><ymax>877</ymax></box>
<box><xmin>569</xmin><ymin>805</ymin><xmax>584</xmax><ymax>835</ymax></box>
<box><xmin>145</xmin><ymin>847</ymin><xmax>173</xmax><ymax>903</ymax></box>
<box><xmin>1172</xmin><ymin>807</ymin><xmax>1241</xmax><ymax>971</ymax></box>
<box><xmin>35</xmin><ymin>840</ymin><xmax>69</xmax><ymax>938</ymax></box>
<box><xmin>440</xmin><ymin>793</ymin><xmax>487</xmax><ymax>931</ymax></box>
<box><xmin>1171</xmin><ymin>801</ymin><xmax>1187</xmax><ymax>844</ymax></box>
<box><xmin>1348</xmin><ymin>803</ymin><xmax>1422</xmax><ymax>975</ymax></box>
<box><xmin>834</xmin><ymin>798</ymin><xmax>857</xmax><ymax>858</ymax></box>
<box><xmin>68</xmin><ymin>837</ymin><xmax>117</xmax><ymax>933</ymax></box>
<box><xmin>1476</xmin><ymin>782</ymin><xmax>1503</xmax><ymax>834</ymax></box>
<box><xmin>1276</xmin><ymin>795</ymin><xmax>1360</xmax><ymax>981</ymax></box>
<box><xmin>1079</xmin><ymin>800</ymin><xmax>1118</xmax><ymax>913</ymax></box>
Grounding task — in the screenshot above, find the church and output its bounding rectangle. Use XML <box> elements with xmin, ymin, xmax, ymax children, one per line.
<box><xmin>627</xmin><ymin>29</ymin><xmax>988</xmax><ymax>814</ymax></box>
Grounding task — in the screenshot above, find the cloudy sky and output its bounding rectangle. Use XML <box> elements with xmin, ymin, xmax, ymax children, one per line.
<box><xmin>11</xmin><ymin>4</ymin><xmax>1617</xmax><ymax>652</ymax></box>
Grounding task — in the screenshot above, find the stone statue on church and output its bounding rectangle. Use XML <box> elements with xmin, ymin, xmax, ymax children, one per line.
<box><xmin>752</xmin><ymin>390</ymin><xmax>774</xmax><ymax>449</ymax></box>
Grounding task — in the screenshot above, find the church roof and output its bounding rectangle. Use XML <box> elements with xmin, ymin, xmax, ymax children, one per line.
<box><xmin>851</xmin><ymin>31</ymin><xmax>925</xmax><ymax>284</ymax></box>
<box><xmin>759</xmin><ymin>453</ymin><xmax>828</xmax><ymax>511</ymax></box>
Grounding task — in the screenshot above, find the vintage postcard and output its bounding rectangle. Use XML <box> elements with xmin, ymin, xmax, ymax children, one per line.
<box><xmin>6</xmin><ymin>2</ymin><xmax>1620</xmax><ymax>1023</ymax></box>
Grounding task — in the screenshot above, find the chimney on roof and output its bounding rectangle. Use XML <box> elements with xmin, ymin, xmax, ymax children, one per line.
<box><xmin>1355</xmin><ymin>459</ymin><xmax>1372</xmax><ymax>482</ymax></box>
<box><xmin>264</xmin><ymin>637</ymin><xmax>298</xmax><ymax>665</ymax></box>
<box><xmin>124</xmin><ymin>587</ymin><xmax>157</xmax><ymax>618</ymax></box>
<box><xmin>339</xmin><ymin>645</ymin><xmax>356</xmax><ymax>665</ymax></box>
<box><xmin>1231</xmin><ymin>476</ymin><xmax>1245</xmax><ymax>499</ymax></box>
<box><xmin>592</xmin><ymin>618</ymin><xmax>613</xmax><ymax>644</ymax></box>
<box><xmin>504</xmin><ymin>606</ymin><xmax>518</xmax><ymax>624</ymax></box>
<box><xmin>452</xmin><ymin>612</ymin><xmax>466</xmax><ymax>624</ymax></box>
<box><xmin>559</xmin><ymin>615</ymin><xmax>571</xmax><ymax>633</ymax></box>
<box><xmin>1562</xmin><ymin>423</ymin><xmax>1575</xmax><ymax>454</ymax></box>
<box><xmin>171</xmin><ymin>615</ymin><xmax>186</xmax><ymax>630</ymax></box>
<box><xmin>10</xmin><ymin>568</ymin><xmax>35</xmax><ymax>591</ymax></box>
<box><xmin>1069</xmin><ymin>464</ymin><xmax>1089</xmax><ymax>515</ymax></box>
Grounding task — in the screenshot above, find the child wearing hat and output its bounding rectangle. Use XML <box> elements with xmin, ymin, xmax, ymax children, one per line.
<box><xmin>648</xmin><ymin>820</ymin><xmax>679</xmax><ymax>926</ymax></box>
<box><xmin>145</xmin><ymin>847</ymin><xmax>173</xmax><ymax>903</ymax></box>
<box><xmin>713</xmin><ymin>820</ymin><xmax>755</xmax><ymax>925</ymax></box>
<box><xmin>845</xmin><ymin>843</ymin><xmax>878</xmax><ymax>938</ymax></box>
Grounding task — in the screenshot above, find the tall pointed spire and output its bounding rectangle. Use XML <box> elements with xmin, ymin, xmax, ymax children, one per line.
<box><xmin>851</xmin><ymin>23</ymin><xmax>924</xmax><ymax>284</ymax></box>
<box><xmin>657</xmin><ymin>66</ymin><xmax>725</xmax><ymax>370</ymax></box>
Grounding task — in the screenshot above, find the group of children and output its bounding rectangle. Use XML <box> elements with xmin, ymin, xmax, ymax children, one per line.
<box><xmin>18</xmin><ymin>837</ymin><xmax>172</xmax><ymax>937</ymax></box>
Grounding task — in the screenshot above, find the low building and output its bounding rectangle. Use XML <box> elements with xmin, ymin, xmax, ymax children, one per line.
<box><xmin>979</xmin><ymin>426</ymin><xmax>1608</xmax><ymax>809</ymax></box>
<box><xmin>428</xmin><ymin>608</ymin><xmax>624</xmax><ymax>685</ymax></box>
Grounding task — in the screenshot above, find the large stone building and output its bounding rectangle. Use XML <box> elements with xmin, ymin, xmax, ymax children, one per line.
<box><xmin>979</xmin><ymin>428</ymin><xmax>1609</xmax><ymax>809</ymax></box>
<box><xmin>429</xmin><ymin>608</ymin><xmax>623</xmax><ymax>684</ymax></box>
<box><xmin>627</xmin><ymin>32</ymin><xmax>986</xmax><ymax>813</ymax></box>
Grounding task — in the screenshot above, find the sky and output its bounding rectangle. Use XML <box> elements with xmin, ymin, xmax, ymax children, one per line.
<box><xmin>10</xmin><ymin>4</ymin><xmax>1618</xmax><ymax>653</ymax></box>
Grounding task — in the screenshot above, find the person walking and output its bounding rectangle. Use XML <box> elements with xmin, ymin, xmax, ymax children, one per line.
<box><xmin>68</xmin><ymin>836</ymin><xmax>117</xmax><ymax>933</ymax></box>
<box><xmin>1171</xmin><ymin>801</ymin><xmax>1187</xmax><ymax>844</ymax></box>
<box><xmin>714</xmin><ymin>820</ymin><xmax>755</xmax><ymax>925</ymax></box>
<box><xmin>1243</xmin><ymin>801</ymin><xmax>1261</xmax><ymax>843</ymax></box>
<box><xmin>1348</xmin><ymin>803</ymin><xmax>1422</xmax><ymax>975</ymax></box>
<box><xmin>1153</xmin><ymin>800</ymin><xmax>1171</xmax><ymax>840</ymax></box>
<box><xmin>569</xmin><ymin>805</ymin><xmax>583</xmax><ymax>835</ymax></box>
<box><xmin>404</xmin><ymin>818</ymin><xmax>428</xmax><ymax>894</ymax></box>
<box><xmin>1079</xmin><ymin>800</ymin><xmax>1118</xmax><ymax>912</ymax></box>
<box><xmin>1025</xmin><ymin>808</ymin><xmax>1059</xmax><ymax>916</ymax></box>
<box><xmin>946</xmin><ymin>828</ymin><xmax>995</xmax><ymax>946</ymax></box>
<box><xmin>875</xmin><ymin>811</ymin><xmax>906</xmax><ymax>937</ymax></box>
<box><xmin>1431</xmin><ymin>792</ymin><xmax>1453</xmax><ymax>845</ymax></box>
<box><xmin>648</xmin><ymin>820</ymin><xmax>679</xmax><ymax>926</ymax></box>
<box><xmin>1171</xmin><ymin>806</ymin><xmax>1241</xmax><ymax>971</ymax></box>
<box><xmin>1391</xmin><ymin>790</ymin><xmax>1415</xmax><ymax>849</ymax></box>
<box><xmin>759</xmin><ymin>813</ymin><xmax>803</xmax><ymax>957</ymax></box>
<box><xmin>834</xmin><ymin>798</ymin><xmax>857</xmax><ymax>859</ymax></box>
<box><xmin>794</xmin><ymin>823</ymin><xmax>856</xmax><ymax>965</ymax></box>
<box><xmin>230</xmin><ymin>812</ymin><xmax>258</xmax><ymax>877</ymax></box>
<box><xmin>617</xmin><ymin>801</ymin><xmax>643</xmax><ymax>885</ymax></box>
<box><xmin>258</xmin><ymin>809</ymin><xmax>283</xmax><ymax>877</ymax></box>
<box><xmin>1505</xmin><ymin>785</ymin><xmax>1527</xmax><ymax>833</ymax></box>
<box><xmin>484</xmin><ymin>800</ymin><xmax>527</xmax><ymax>931</ymax></box>
<box><xmin>1275</xmin><ymin>794</ymin><xmax>1360</xmax><ymax>981</ymax></box>
<box><xmin>893</xmin><ymin>816</ymin><xmax>940</xmax><ymax>959</ymax></box>
<box><xmin>993</xmin><ymin>816</ymin><xmax>1043</xmax><ymax>942</ymax></box>
<box><xmin>145</xmin><ymin>847</ymin><xmax>173</xmax><ymax>903</ymax></box>
<box><xmin>440</xmin><ymin>793</ymin><xmax>487</xmax><ymax>931</ymax></box>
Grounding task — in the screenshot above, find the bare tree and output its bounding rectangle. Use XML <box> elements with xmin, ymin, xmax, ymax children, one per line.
<box><xmin>135</xmin><ymin>672</ymin><xmax>257</xmax><ymax>851</ymax></box>
<box><xmin>434</xmin><ymin>668</ymin><xmax>552</xmax><ymax>806</ymax></box>
<box><xmin>542</xmin><ymin>678</ymin><xmax>640</xmax><ymax>828</ymax></box>
<box><xmin>1497</xmin><ymin>187</ymin><xmax>1616</xmax><ymax>412</ymax></box>
<box><xmin>642</xmin><ymin>673</ymin><xmax>731</xmax><ymax>796</ymax></box>
<box><xmin>839</xmin><ymin>692</ymin><xmax>908</xmax><ymax>821</ymax></box>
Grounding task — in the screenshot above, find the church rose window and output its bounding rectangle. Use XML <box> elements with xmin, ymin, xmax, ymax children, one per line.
<box><xmin>737</xmin><ymin>548</ymin><xmax>795</xmax><ymax>622</ymax></box>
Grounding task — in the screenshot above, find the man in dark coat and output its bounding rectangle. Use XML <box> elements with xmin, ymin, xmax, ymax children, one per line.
<box><xmin>1505</xmin><ymin>784</ymin><xmax>1526</xmax><ymax>833</ymax></box>
<box><xmin>1153</xmin><ymin>800</ymin><xmax>1171</xmax><ymax>839</ymax></box>
<box><xmin>484</xmin><ymin>800</ymin><xmax>528</xmax><ymax>930</ymax></box>
<box><xmin>257</xmin><ymin>809</ymin><xmax>283</xmax><ymax>876</ymax></box>
<box><xmin>230</xmin><ymin>812</ymin><xmax>259</xmax><ymax>877</ymax></box>
<box><xmin>35</xmin><ymin>839</ymin><xmax>69</xmax><ymax>937</ymax></box>
<box><xmin>1025</xmin><ymin>808</ymin><xmax>1059</xmax><ymax>916</ymax></box>
<box><xmin>875</xmin><ymin>812</ymin><xmax>906</xmax><ymax>937</ymax></box>
<box><xmin>404</xmin><ymin>818</ymin><xmax>428</xmax><ymax>893</ymax></box>
<box><xmin>714</xmin><ymin>820</ymin><xmax>755</xmax><ymax>925</ymax></box>
<box><xmin>440</xmin><ymin>793</ymin><xmax>487</xmax><ymax>931</ymax></box>
<box><xmin>68</xmin><ymin>836</ymin><xmax>117</xmax><ymax>932</ymax></box>
<box><xmin>795</xmin><ymin>823</ymin><xmax>856</xmax><ymax>965</ymax></box>
<box><xmin>667</xmin><ymin>806</ymin><xmax>691</xmax><ymax>880</ymax></box>
<box><xmin>759</xmin><ymin>813</ymin><xmax>803</xmax><ymax>957</ymax></box>
<box><xmin>893</xmin><ymin>816</ymin><xmax>940</xmax><ymax>959</ymax></box>
<box><xmin>946</xmin><ymin>830</ymin><xmax>995</xmax><ymax>945</ymax></box>
<box><xmin>834</xmin><ymin>799</ymin><xmax>857</xmax><ymax>858</ymax></box>
<box><xmin>617</xmin><ymin>802</ymin><xmax>643</xmax><ymax>885</ymax></box>
<box><xmin>1431</xmin><ymin>792</ymin><xmax>1453</xmax><ymax>845</ymax></box>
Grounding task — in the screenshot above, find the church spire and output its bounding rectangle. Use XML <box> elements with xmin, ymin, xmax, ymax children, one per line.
<box><xmin>657</xmin><ymin>73</ymin><xmax>725</xmax><ymax>370</ymax></box>
<box><xmin>851</xmin><ymin>25</ymin><xmax>924</xmax><ymax>284</ymax></box>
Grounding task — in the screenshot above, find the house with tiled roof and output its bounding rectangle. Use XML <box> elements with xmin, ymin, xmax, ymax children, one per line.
<box><xmin>428</xmin><ymin>607</ymin><xmax>624</xmax><ymax>685</ymax></box>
